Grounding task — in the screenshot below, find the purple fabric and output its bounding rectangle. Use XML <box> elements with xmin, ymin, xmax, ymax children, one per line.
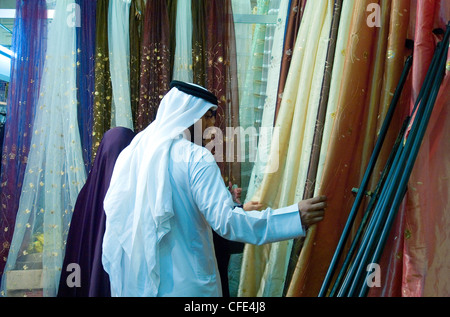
<box><xmin>0</xmin><ymin>0</ymin><xmax>48</xmax><ymax>278</ymax></box>
<box><xmin>58</xmin><ymin>127</ymin><xmax>135</xmax><ymax>297</ymax></box>
<box><xmin>76</xmin><ymin>0</ymin><xmax>97</xmax><ymax>172</ymax></box>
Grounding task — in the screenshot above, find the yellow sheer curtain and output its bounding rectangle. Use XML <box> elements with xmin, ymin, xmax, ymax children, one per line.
<box><xmin>238</xmin><ymin>0</ymin><xmax>333</xmax><ymax>297</ymax></box>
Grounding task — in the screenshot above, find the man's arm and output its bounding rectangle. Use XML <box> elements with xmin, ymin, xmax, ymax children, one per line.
<box><xmin>189</xmin><ymin>154</ymin><xmax>306</xmax><ymax>245</ymax></box>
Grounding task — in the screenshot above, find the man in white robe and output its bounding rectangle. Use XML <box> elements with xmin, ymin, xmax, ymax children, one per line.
<box><xmin>102</xmin><ymin>81</ymin><xmax>326</xmax><ymax>297</ymax></box>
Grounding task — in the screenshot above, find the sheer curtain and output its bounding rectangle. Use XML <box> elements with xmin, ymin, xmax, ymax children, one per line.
<box><xmin>172</xmin><ymin>0</ymin><xmax>193</xmax><ymax>82</ymax></box>
<box><xmin>108</xmin><ymin>0</ymin><xmax>134</xmax><ymax>130</ymax></box>
<box><xmin>1</xmin><ymin>0</ymin><xmax>86</xmax><ymax>297</ymax></box>
<box><xmin>245</xmin><ymin>0</ymin><xmax>288</xmax><ymax>205</ymax></box>
<box><xmin>238</xmin><ymin>0</ymin><xmax>271</xmax><ymax>198</ymax></box>
<box><xmin>0</xmin><ymin>0</ymin><xmax>48</xmax><ymax>281</ymax></box>
<box><xmin>231</xmin><ymin>0</ymin><xmax>253</xmax><ymax>104</ymax></box>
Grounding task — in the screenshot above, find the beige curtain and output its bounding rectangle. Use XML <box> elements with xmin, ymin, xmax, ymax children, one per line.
<box><xmin>238</xmin><ymin>0</ymin><xmax>333</xmax><ymax>297</ymax></box>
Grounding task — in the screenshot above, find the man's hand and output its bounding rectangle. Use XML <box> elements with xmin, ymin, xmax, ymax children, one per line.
<box><xmin>243</xmin><ymin>201</ymin><xmax>264</xmax><ymax>211</ymax></box>
<box><xmin>298</xmin><ymin>195</ymin><xmax>327</xmax><ymax>227</ymax></box>
<box><xmin>229</xmin><ymin>182</ymin><xmax>242</xmax><ymax>204</ymax></box>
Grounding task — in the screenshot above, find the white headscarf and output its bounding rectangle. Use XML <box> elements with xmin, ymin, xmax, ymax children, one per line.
<box><xmin>102</xmin><ymin>82</ymin><xmax>218</xmax><ymax>296</ymax></box>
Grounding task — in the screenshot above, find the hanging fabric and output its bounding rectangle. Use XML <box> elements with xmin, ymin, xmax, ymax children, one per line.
<box><xmin>0</xmin><ymin>0</ymin><xmax>87</xmax><ymax>297</ymax></box>
<box><xmin>135</xmin><ymin>0</ymin><xmax>172</xmax><ymax>132</ymax></box>
<box><xmin>245</xmin><ymin>0</ymin><xmax>290</xmax><ymax>220</ymax></box>
<box><xmin>285</xmin><ymin>0</ymin><xmax>354</xmax><ymax>297</ymax></box>
<box><xmin>286</xmin><ymin>0</ymin><xmax>383</xmax><ymax>297</ymax></box>
<box><xmin>92</xmin><ymin>0</ymin><xmax>112</xmax><ymax>159</ymax></box>
<box><xmin>229</xmin><ymin>0</ymin><xmax>289</xmax><ymax>297</ymax></box>
<box><xmin>238</xmin><ymin>0</ymin><xmax>333</xmax><ymax>297</ymax></box>
<box><xmin>191</xmin><ymin>0</ymin><xmax>240</xmax><ymax>185</ymax></box>
<box><xmin>172</xmin><ymin>0</ymin><xmax>193</xmax><ymax>82</ymax></box>
<box><xmin>108</xmin><ymin>0</ymin><xmax>134</xmax><ymax>130</ymax></box>
<box><xmin>231</xmin><ymin>0</ymin><xmax>253</xmax><ymax>104</ymax></box>
<box><xmin>129</xmin><ymin>0</ymin><xmax>146</xmax><ymax>128</ymax></box>
<box><xmin>274</xmin><ymin>0</ymin><xmax>307</xmax><ymax>123</ymax></box>
<box><xmin>76</xmin><ymin>0</ymin><xmax>97</xmax><ymax>172</ymax></box>
<box><xmin>399</xmin><ymin>0</ymin><xmax>450</xmax><ymax>297</ymax></box>
<box><xmin>192</xmin><ymin>0</ymin><xmax>207</xmax><ymax>87</ymax></box>
<box><xmin>238</xmin><ymin>0</ymin><xmax>271</xmax><ymax>197</ymax></box>
<box><xmin>0</xmin><ymin>0</ymin><xmax>48</xmax><ymax>282</ymax></box>
<box><xmin>364</xmin><ymin>0</ymin><xmax>412</xmax><ymax>296</ymax></box>
<box><xmin>284</xmin><ymin>0</ymin><xmax>343</xmax><ymax>295</ymax></box>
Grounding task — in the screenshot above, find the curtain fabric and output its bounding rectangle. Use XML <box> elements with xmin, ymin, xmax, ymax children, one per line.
<box><xmin>238</xmin><ymin>0</ymin><xmax>333</xmax><ymax>297</ymax></box>
<box><xmin>192</xmin><ymin>0</ymin><xmax>240</xmax><ymax>185</ymax></box>
<box><xmin>238</xmin><ymin>0</ymin><xmax>271</xmax><ymax>197</ymax></box>
<box><xmin>76</xmin><ymin>0</ymin><xmax>97</xmax><ymax>173</ymax></box>
<box><xmin>365</xmin><ymin>0</ymin><xmax>412</xmax><ymax>297</ymax></box>
<box><xmin>92</xmin><ymin>0</ymin><xmax>112</xmax><ymax>160</ymax></box>
<box><xmin>136</xmin><ymin>0</ymin><xmax>172</xmax><ymax>132</ymax></box>
<box><xmin>245</xmin><ymin>0</ymin><xmax>290</xmax><ymax>212</ymax></box>
<box><xmin>0</xmin><ymin>0</ymin><xmax>87</xmax><ymax>297</ymax></box>
<box><xmin>285</xmin><ymin>0</ymin><xmax>420</xmax><ymax>297</ymax></box>
<box><xmin>0</xmin><ymin>0</ymin><xmax>48</xmax><ymax>281</ymax></box>
<box><xmin>231</xmin><ymin>0</ymin><xmax>253</xmax><ymax>105</ymax></box>
<box><xmin>285</xmin><ymin>0</ymin><xmax>343</xmax><ymax>295</ymax></box>
<box><xmin>274</xmin><ymin>0</ymin><xmax>307</xmax><ymax>123</ymax></box>
<box><xmin>129</xmin><ymin>0</ymin><xmax>146</xmax><ymax>128</ymax></box>
<box><xmin>394</xmin><ymin>0</ymin><xmax>450</xmax><ymax>297</ymax></box>
<box><xmin>285</xmin><ymin>0</ymin><xmax>355</xmax><ymax>297</ymax></box>
<box><xmin>172</xmin><ymin>0</ymin><xmax>193</xmax><ymax>82</ymax></box>
<box><xmin>108</xmin><ymin>0</ymin><xmax>133</xmax><ymax>130</ymax></box>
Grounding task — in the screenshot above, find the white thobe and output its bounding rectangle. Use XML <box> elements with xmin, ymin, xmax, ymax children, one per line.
<box><xmin>153</xmin><ymin>137</ymin><xmax>304</xmax><ymax>297</ymax></box>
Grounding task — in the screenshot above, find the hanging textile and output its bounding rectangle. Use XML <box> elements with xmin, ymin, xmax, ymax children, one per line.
<box><xmin>284</xmin><ymin>0</ymin><xmax>343</xmax><ymax>295</ymax></box>
<box><xmin>238</xmin><ymin>0</ymin><xmax>333</xmax><ymax>297</ymax></box>
<box><xmin>108</xmin><ymin>0</ymin><xmax>134</xmax><ymax>130</ymax></box>
<box><xmin>274</xmin><ymin>0</ymin><xmax>307</xmax><ymax>123</ymax></box>
<box><xmin>192</xmin><ymin>0</ymin><xmax>207</xmax><ymax>87</ymax></box>
<box><xmin>192</xmin><ymin>0</ymin><xmax>240</xmax><ymax>185</ymax></box>
<box><xmin>402</xmin><ymin>48</ymin><xmax>449</xmax><ymax>297</ymax></box>
<box><xmin>0</xmin><ymin>0</ymin><xmax>48</xmax><ymax>281</ymax></box>
<box><xmin>246</xmin><ymin>0</ymin><xmax>303</xmax><ymax>203</ymax></box>
<box><xmin>364</xmin><ymin>0</ymin><xmax>412</xmax><ymax>297</ymax></box>
<box><xmin>58</xmin><ymin>127</ymin><xmax>135</xmax><ymax>297</ymax></box>
<box><xmin>286</xmin><ymin>0</ymin><xmax>354</xmax><ymax>297</ymax></box>
<box><xmin>76</xmin><ymin>0</ymin><xmax>97</xmax><ymax>172</ymax></box>
<box><xmin>0</xmin><ymin>0</ymin><xmax>87</xmax><ymax>297</ymax></box>
<box><xmin>229</xmin><ymin>0</ymin><xmax>288</xmax><ymax>297</ymax></box>
<box><xmin>92</xmin><ymin>0</ymin><xmax>112</xmax><ymax>159</ymax></box>
<box><xmin>135</xmin><ymin>0</ymin><xmax>172</xmax><ymax>132</ymax></box>
<box><xmin>129</xmin><ymin>0</ymin><xmax>146</xmax><ymax>128</ymax></box>
<box><xmin>397</xmin><ymin>0</ymin><xmax>450</xmax><ymax>297</ymax></box>
<box><xmin>286</xmin><ymin>0</ymin><xmax>383</xmax><ymax>297</ymax></box>
<box><xmin>238</xmin><ymin>0</ymin><xmax>271</xmax><ymax>197</ymax></box>
<box><xmin>172</xmin><ymin>0</ymin><xmax>193</xmax><ymax>82</ymax></box>
<box><xmin>231</xmin><ymin>0</ymin><xmax>253</xmax><ymax>104</ymax></box>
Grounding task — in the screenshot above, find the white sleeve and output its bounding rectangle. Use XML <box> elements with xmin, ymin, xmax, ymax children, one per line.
<box><xmin>189</xmin><ymin>152</ymin><xmax>305</xmax><ymax>245</ymax></box>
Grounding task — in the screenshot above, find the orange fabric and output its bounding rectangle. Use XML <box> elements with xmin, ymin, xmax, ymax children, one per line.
<box><xmin>287</xmin><ymin>0</ymin><xmax>449</xmax><ymax>297</ymax></box>
<box><xmin>288</xmin><ymin>0</ymin><xmax>379</xmax><ymax>296</ymax></box>
<box><xmin>367</xmin><ymin>0</ymin><xmax>412</xmax><ymax>296</ymax></box>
